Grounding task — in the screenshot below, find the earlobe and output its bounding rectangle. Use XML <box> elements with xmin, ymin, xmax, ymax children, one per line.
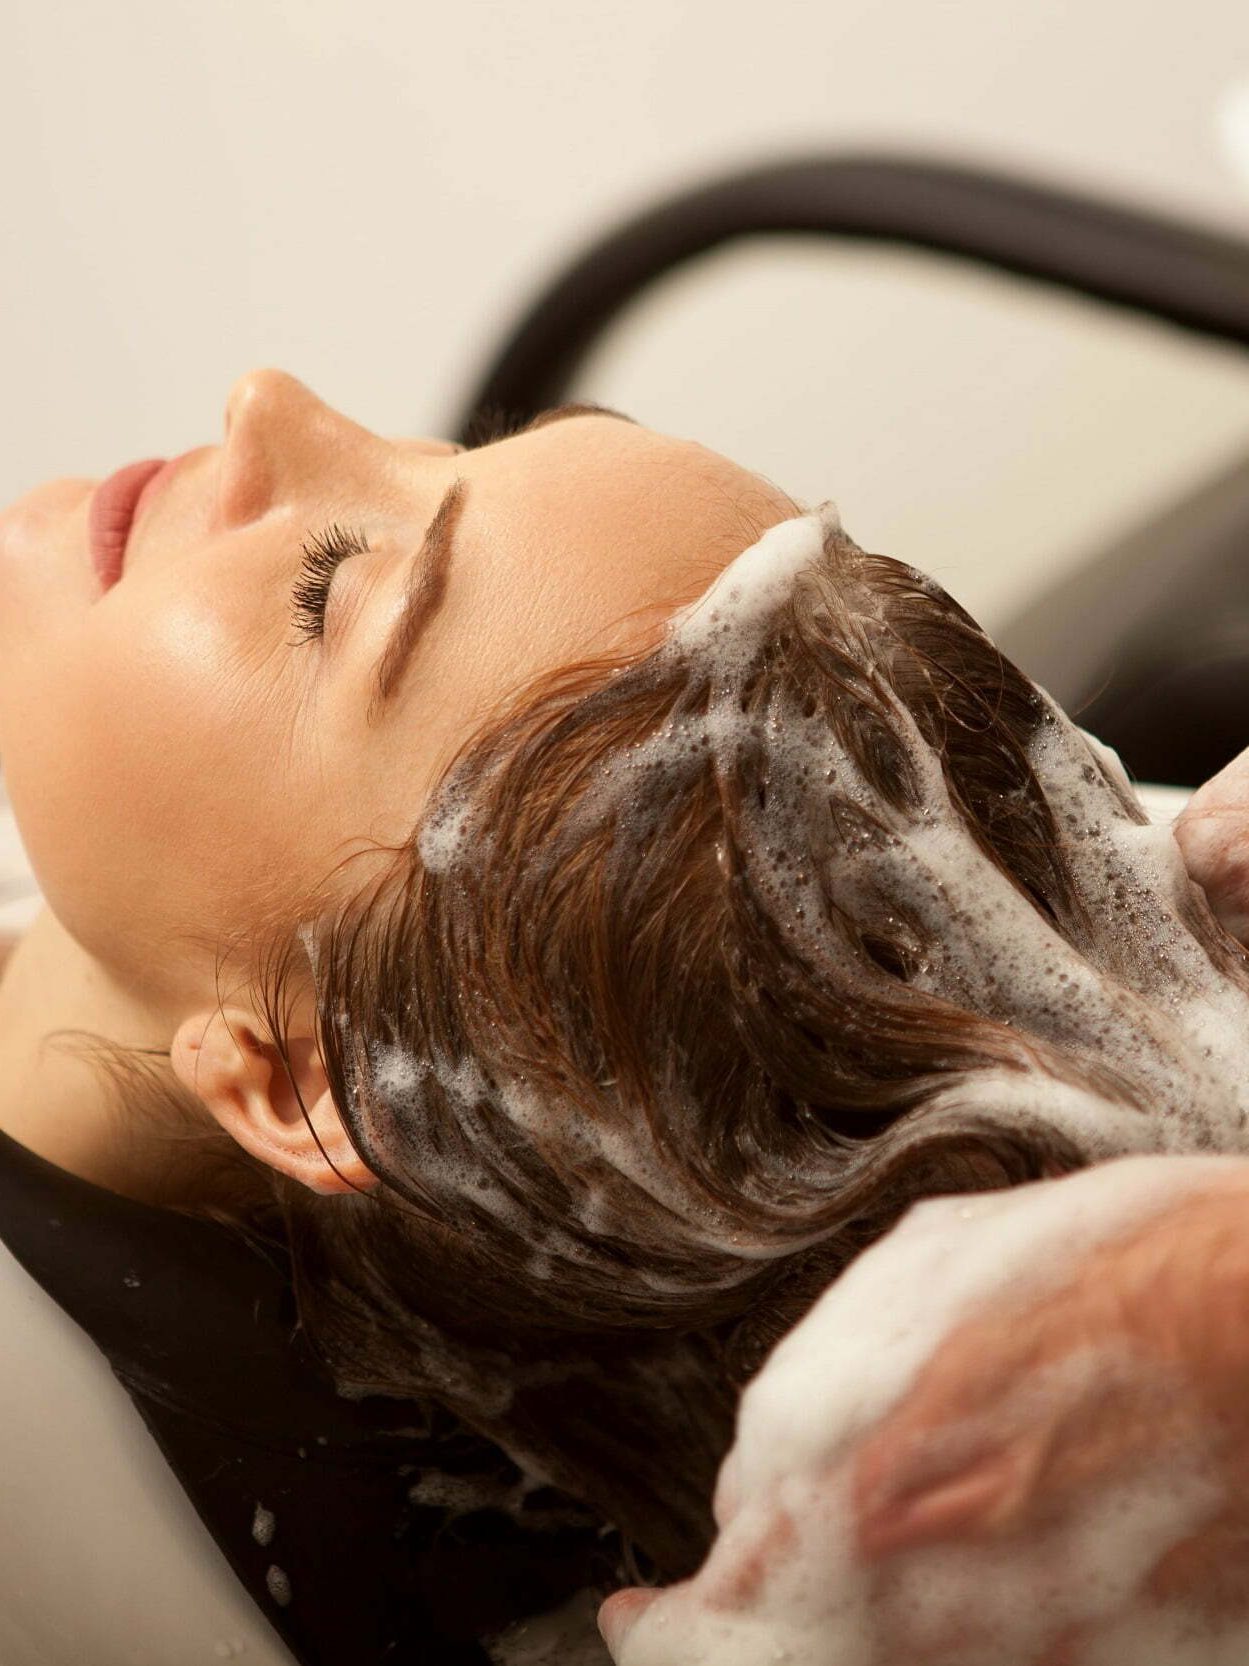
<box><xmin>170</xmin><ymin>1006</ymin><xmax>378</xmax><ymax>1196</ymax></box>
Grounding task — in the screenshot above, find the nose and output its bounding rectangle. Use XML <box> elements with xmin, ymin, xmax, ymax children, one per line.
<box><xmin>218</xmin><ymin>368</ymin><xmax>460</xmax><ymax>528</ymax></box>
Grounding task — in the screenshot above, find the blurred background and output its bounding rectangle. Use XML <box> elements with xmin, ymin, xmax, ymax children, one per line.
<box><xmin>2</xmin><ymin>0</ymin><xmax>1247</xmax><ymax>640</ymax></box>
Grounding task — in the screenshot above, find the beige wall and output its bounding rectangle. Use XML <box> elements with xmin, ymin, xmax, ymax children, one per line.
<box><xmin>2</xmin><ymin>0</ymin><xmax>1247</xmax><ymax>629</ymax></box>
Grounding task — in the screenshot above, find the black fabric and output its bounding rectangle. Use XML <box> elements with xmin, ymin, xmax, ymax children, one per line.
<box><xmin>0</xmin><ymin>1128</ymin><xmax>616</xmax><ymax>1665</ymax></box>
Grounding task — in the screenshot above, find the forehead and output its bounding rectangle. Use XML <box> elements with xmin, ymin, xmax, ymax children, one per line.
<box><xmin>358</xmin><ymin>412</ymin><xmax>800</xmax><ymax>820</ymax></box>
<box><xmin>487</xmin><ymin>413</ymin><xmax>797</xmax><ymax>609</ymax></box>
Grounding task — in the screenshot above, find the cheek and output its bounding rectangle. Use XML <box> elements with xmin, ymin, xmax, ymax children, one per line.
<box><xmin>0</xmin><ymin>602</ymin><xmax>273</xmax><ymax>977</ymax></box>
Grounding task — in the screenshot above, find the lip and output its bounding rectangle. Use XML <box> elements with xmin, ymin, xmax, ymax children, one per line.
<box><xmin>88</xmin><ymin>458</ymin><xmax>167</xmax><ymax>591</ymax></box>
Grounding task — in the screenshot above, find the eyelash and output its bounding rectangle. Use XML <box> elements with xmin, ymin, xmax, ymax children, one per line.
<box><xmin>288</xmin><ymin>523</ymin><xmax>371</xmax><ymax>645</ymax></box>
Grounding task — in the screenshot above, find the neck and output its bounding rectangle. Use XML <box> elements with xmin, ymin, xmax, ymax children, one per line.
<box><xmin>0</xmin><ymin>907</ymin><xmax>231</xmax><ymax>1207</ymax></box>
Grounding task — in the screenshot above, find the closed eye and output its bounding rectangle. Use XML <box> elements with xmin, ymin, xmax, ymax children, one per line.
<box><xmin>288</xmin><ymin>523</ymin><xmax>370</xmax><ymax>645</ymax></box>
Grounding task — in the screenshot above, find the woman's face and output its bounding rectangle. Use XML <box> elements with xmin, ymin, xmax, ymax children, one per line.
<box><xmin>0</xmin><ymin>369</ymin><xmax>794</xmax><ymax>1017</ymax></box>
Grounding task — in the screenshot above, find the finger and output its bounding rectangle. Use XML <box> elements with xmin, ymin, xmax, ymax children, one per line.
<box><xmin>1175</xmin><ymin>760</ymin><xmax>1249</xmax><ymax>942</ymax></box>
<box><xmin>1148</xmin><ymin>1507</ymin><xmax>1249</xmax><ymax>1617</ymax></box>
<box><xmin>598</xmin><ymin>1588</ymin><xmax>661</xmax><ymax>1658</ymax></box>
<box><xmin>855</xmin><ymin>1441</ymin><xmax>1038</xmax><ymax>1560</ymax></box>
<box><xmin>712</xmin><ymin>1448</ymin><xmax>740</xmax><ymax>1528</ymax></box>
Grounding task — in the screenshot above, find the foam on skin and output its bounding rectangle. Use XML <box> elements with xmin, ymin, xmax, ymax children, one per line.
<box><xmin>606</xmin><ymin>1156</ymin><xmax>1249</xmax><ymax>1666</ymax></box>
<box><xmin>666</xmin><ymin>507</ymin><xmax>842</xmax><ymax>669</ymax></box>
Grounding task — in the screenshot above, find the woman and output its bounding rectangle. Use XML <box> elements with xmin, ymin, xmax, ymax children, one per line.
<box><xmin>0</xmin><ymin>371</ymin><xmax>811</xmax><ymax>1665</ymax></box>
<box><xmin>3</xmin><ymin>368</ymin><xmax>1249</xmax><ymax>1663</ymax></box>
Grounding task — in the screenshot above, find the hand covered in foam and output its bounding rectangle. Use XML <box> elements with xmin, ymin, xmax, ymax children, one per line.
<box><xmin>598</xmin><ymin>1157</ymin><xmax>1249</xmax><ymax>1666</ymax></box>
<box><xmin>1176</xmin><ymin>747</ymin><xmax>1249</xmax><ymax>945</ymax></box>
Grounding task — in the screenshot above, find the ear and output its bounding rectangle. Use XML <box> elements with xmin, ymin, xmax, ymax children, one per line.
<box><xmin>170</xmin><ymin>1006</ymin><xmax>378</xmax><ymax>1195</ymax></box>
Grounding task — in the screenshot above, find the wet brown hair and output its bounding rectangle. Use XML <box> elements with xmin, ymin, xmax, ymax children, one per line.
<box><xmin>75</xmin><ymin>515</ymin><xmax>1249</xmax><ymax>1582</ymax></box>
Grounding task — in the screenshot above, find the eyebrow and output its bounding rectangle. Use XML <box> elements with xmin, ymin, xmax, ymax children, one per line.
<box><xmin>365</xmin><ymin>400</ymin><xmax>636</xmax><ymax>725</ymax></box>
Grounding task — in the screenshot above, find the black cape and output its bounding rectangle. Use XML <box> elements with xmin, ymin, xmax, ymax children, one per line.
<box><xmin>0</xmin><ymin>1128</ymin><xmax>615</xmax><ymax>1665</ymax></box>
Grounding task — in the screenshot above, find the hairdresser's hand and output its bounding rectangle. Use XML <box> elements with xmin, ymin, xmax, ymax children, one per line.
<box><xmin>851</xmin><ymin>1171</ymin><xmax>1249</xmax><ymax>1663</ymax></box>
<box><xmin>1176</xmin><ymin>747</ymin><xmax>1249</xmax><ymax>944</ymax></box>
<box><xmin>599</xmin><ymin>1162</ymin><xmax>1249</xmax><ymax>1666</ymax></box>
